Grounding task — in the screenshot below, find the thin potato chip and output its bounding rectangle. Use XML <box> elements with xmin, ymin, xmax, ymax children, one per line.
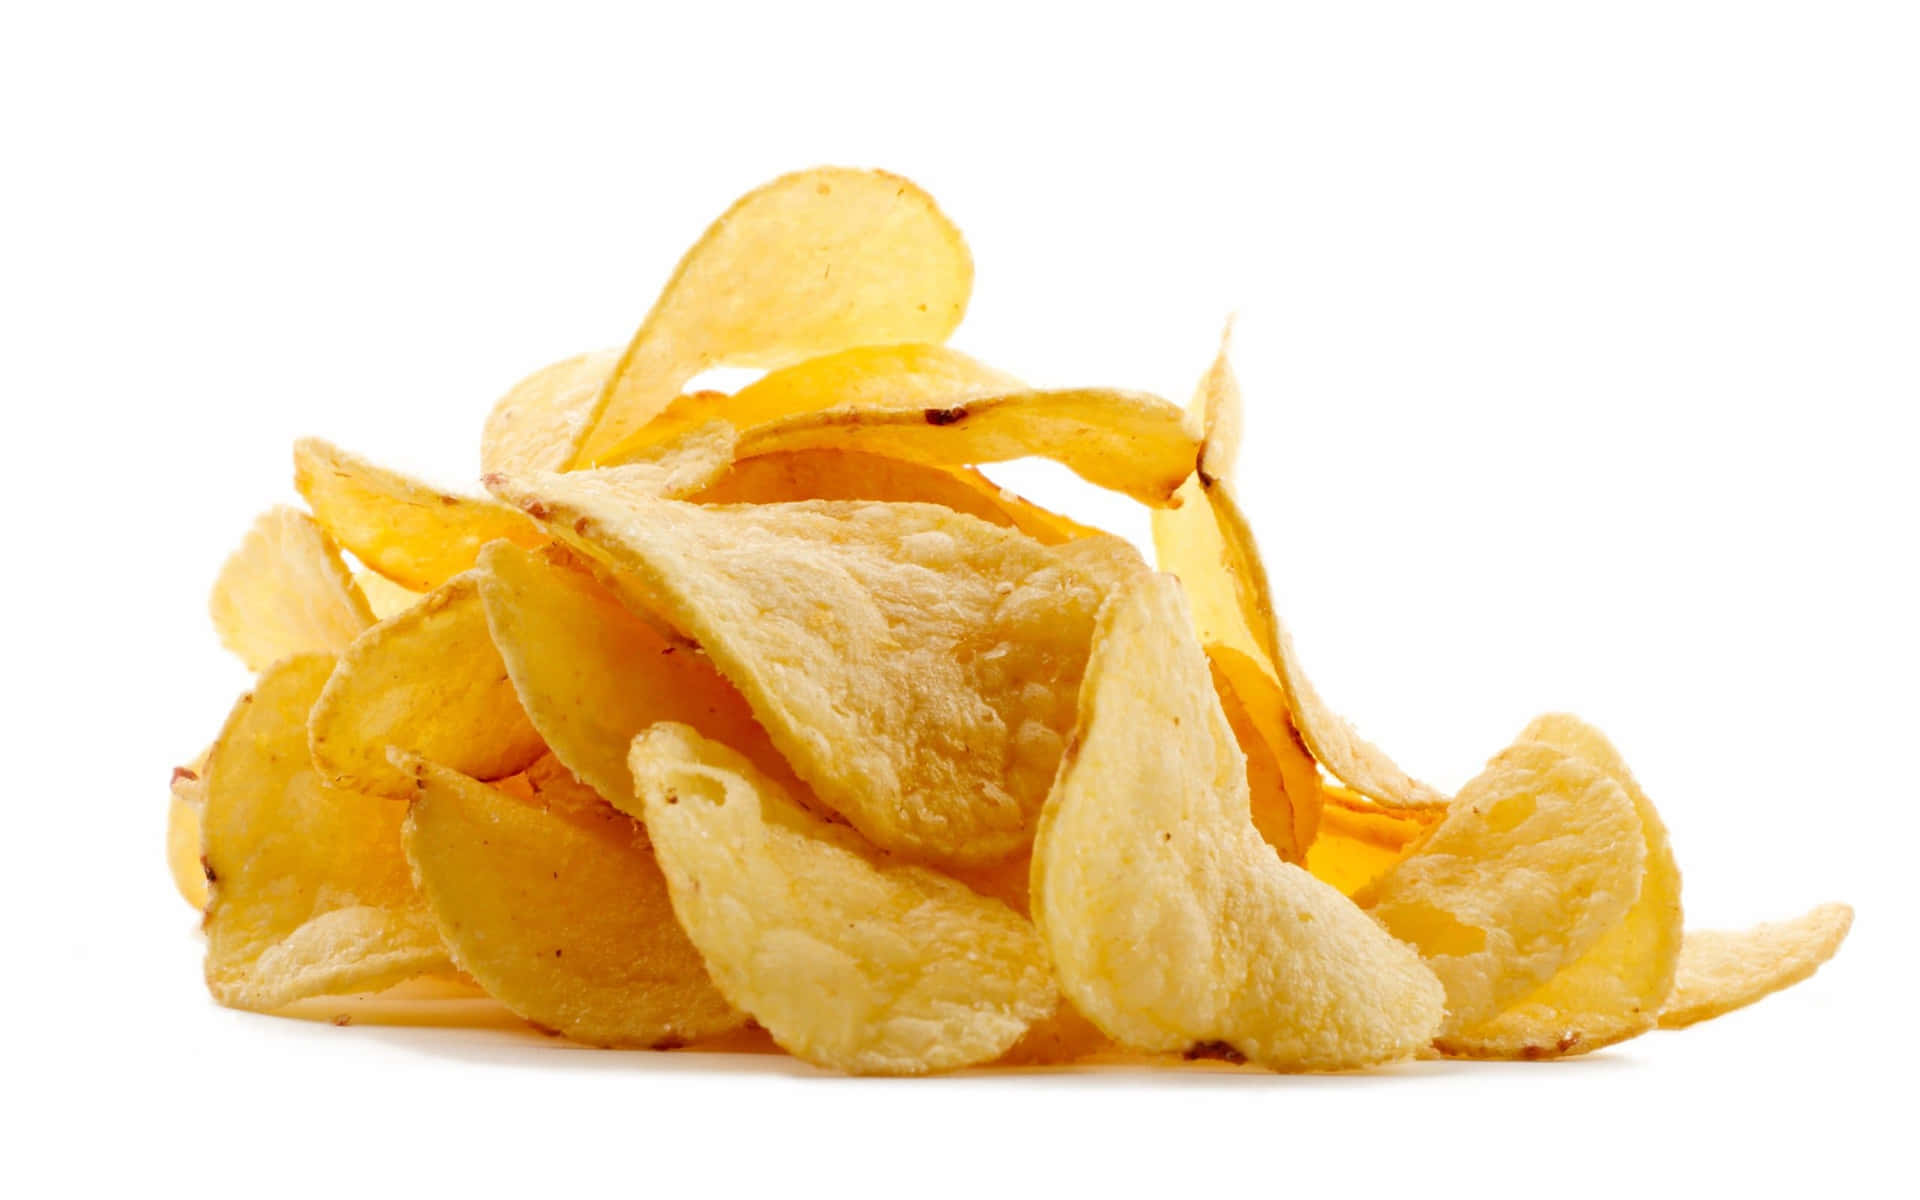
<box><xmin>1359</xmin><ymin>736</ymin><xmax>1646</xmax><ymax>1034</ymax></box>
<box><xmin>309</xmin><ymin>572</ymin><xmax>545</xmax><ymax>798</ymax></box>
<box><xmin>1304</xmin><ymin>785</ymin><xmax>1441</xmax><ymax>897</ymax></box>
<box><xmin>294</xmin><ymin>438</ymin><xmax>545</xmax><ymax>592</ymax></box>
<box><xmin>482</xmin><ymin>349</ymin><xmax>620</xmax><ymax>475</ymax></box>
<box><xmin>1193</xmin><ymin>318</ymin><xmax>1241</xmax><ymax>483</ymax></box>
<box><xmin>354</xmin><ymin>570</ymin><xmax>424</xmax><ymax>620</ymax></box>
<box><xmin>399</xmin><ymin>755</ymin><xmax>743</xmax><ymax>1047</ymax></box>
<box><xmin>1440</xmin><ymin>714</ymin><xmax>1684</xmax><ymax>1059</ymax></box>
<box><xmin>1209</xmin><ymin>651</ymin><xmax>1298</xmax><ymax>863</ymax></box>
<box><xmin>166</xmin><ymin>752</ymin><xmax>209</xmax><ymax>910</ymax></box>
<box><xmin>491</xmin><ymin>473</ymin><xmax>1139</xmax><ymax>865</ymax></box>
<box><xmin>1659</xmin><ymin>903</ymin><xmax>1853</xmax><ymax>1030</ymax></box>
<box><xmin>210</xmin><ymin>507</ymin><xmax>374</xmax><ymax>672</ymax></box>
<box><xmin>1032</xmin><ymin>572</ymin><xmax>1444</xmax><ymax>1070</ymax></box>
<box><xmin>203</xmin><ymin>655</ymin><xmax>448</xmax><ymax>1010</ymax></box>
<box><xmin>631</xmin><ymin>724</ymin><xmax>1056</xmax><ymax>1075</ymax></box>
<box><xmin>1207</xmin><ymin>643</ymin><xmax>1324</xmax><ymax>857</ymax></box>
<box><xmin>573</xmin><ymin>168</ymin><xmax>973</xmax><ymax>466</ymax></box>
<box><xmin>475</xmin><ymin>540</ymin><xmax>792</xmax><ymax>806</ymax></box>
<box><xmin>732</xmin><ymin>387</ymin><xmax>1197</xmax><ymax>506</ymax></box>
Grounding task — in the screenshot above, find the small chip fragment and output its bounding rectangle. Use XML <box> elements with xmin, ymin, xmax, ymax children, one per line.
<box><xmin>209</xmin><ymin>507</ymin><xmax>374</xmax><ymax>672</ymax></box>
<box><xmin>1659</xmin><ymin>903</ymin><xmax>1853</xmax><ymax>1030</ymax></box>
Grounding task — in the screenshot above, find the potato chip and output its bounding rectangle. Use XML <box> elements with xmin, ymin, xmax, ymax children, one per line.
<box><xmin>475</xmin><ymin>540</ymin><xmax>792</xmax><ymax>806</ymax></box>
<box><xmin>602</xmin><ymin>342</ymin><xmax>1020</xmax><ymax>463</ymax></box>
<box><xmin>309</xmin><ymin>572</ymin><xmax>545</xmax><ymax>798</ymax></box>
<box><xmin>1208</xmin><ymin>650</ymin><xmax>1298</xmax><ymax>863</ymax></box>
<box><xmin>202</xmin><ymin>655</ymin><xmax>448</xmax><ymax>1010</ymax></box>
<box><xmin>1032</xmin><ymin>572</ymin><xmax>1443</xmax><ymax>1070</ymax></box>
<box><xmin>1304</xmin><ymin>784</ymin><xmax>1441</xmax><ymax>897</ymax></box>
<box><xmin>630</xmin><ymin>724</ymin><xmax>1056</xmax><ymax>1075</ymax></box>
<box><xmin>731</xmin><ymin>387</ymin><xmax>1197</xmax><ymax>506</ymax></box>
<box><xmin>1439</xmin><ymin>714</ymin><xmax>1684</xmax><ymax>1058</ymax></box>
<box><xmin>482</xmin><ymin>348</ymin><xmax>621</xmax><ymax>475</ymax></box>
<box><xmin>571</xmin><ymin>168</ymin><xmax>973</xmax><ymax>466</ymax></box>
<box><xmin>399</xmin><ymin>754</ymin><xmax>743</xmax><ymax>1047</ymax></box>
<box><xmin>166</xmin><ymin>751</ymin><xmax>209</xmax><ymax>910</ymax></box>
<box><xmin>294</xmin><ymin>438</ymin><xmax>545</xmax><ymax>592</ymax></box>
<box><xmin>491</xmin><ymin>472</ymin><xmax>1139</xmax><ymax>865</ymax></box>
<box><xmin>210</xmin><ymin>506</ymin><xmax>374</xmax><ymax>672</ymax></box>
<box><xmin>1207</xmin><ymin>643</ymin><xmax>1324</xmax><ymax>857</ymax></box>
<box><xmin>354</xmin><ymin>570</ymin><xmax>424</xmax><ymax>620</ymax></box>
<box><xmin>1192</xmin><ymin>318</ymin><xmax>1242</xmax><ymax>484</ymax></box>
<box><xmin>1358</xmin><ymin>736</ymin><xmax>1646</xmax><ymax>1034</ymax></box>
<box><xmin>1659</xmin><ymin>903</ymin><xmax>1853</xmax><ymax>1030</ymax></box>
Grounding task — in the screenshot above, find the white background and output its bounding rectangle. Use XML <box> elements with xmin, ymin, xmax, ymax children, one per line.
<box><xmin>5</xmin><ymin>2</ymin><xmax>1915</xmax><ymax>1195</ymax></box>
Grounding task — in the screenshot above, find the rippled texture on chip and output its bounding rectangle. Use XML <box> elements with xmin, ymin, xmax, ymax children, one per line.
<box><xmin>1439</xmin><ymin>714</ymin><xmax>1684</xmax><ymax>1058</ymax></box>
<box><xmin>400</xmin><ymin>754</ymin><xmax>743</xmax><ymax>1047</ymax></box>
<box><xmin>482</xmin><ymin>349</ymin><xmax>621</xmax><ymax>475</ymax></box>
<box><xmin>492</xmin><ymin>472</ymin><xmax>1137</xmax><ymax>866</ymax></box>
<box><xmin>1359</xmin><ymin>737</ymin><xmax>1646</xmax><ymax>1034</ymax></box>
<box><xmin>475</xmin><ymin>540</ymin><xmax>790</xmax><ymax>806</ymax></box>
<box><xmin>572</xmin><ymin>167</ymin><xmax>973</xmax><ymax>466</ymax></box>
<box><xmin>309</xmin><ymin>573</ymin><xmax>545</xmax><ymax>798</ymax></box>
<box><xmin>167</xmin><ymin>751</ymin><xmax>210</xmax><ymax>910</ymax></box>
<box><xmin>210</xmin><ymin>507</ymin><xmax>374</xmax><ymax>672</ymax></box>
<box><xmin>1032</xmin><ymin>572</ymin><xmax>1444</xmax><ymax>1070</ymax></box>
<box><xmin>294</xmin><ymin>438</ymin><xmax>545</xmax><ymax>592</ymax></box>
<box><xmin>1659</xmin><ymin>903</ymin><xmax>1853</xmax><ymax>1030</ymax></box>
<box><xmin>1305</xmin><ymin>785</ymin><xmax>1441</xmax><ymax>898</ymax></box>
<box><xmin>202</xmin><ymin>655</ymin><xmax>448</xmax><ymax>1010</ymax></box>
<box><xmin>630</xmin><ymin>724</ymin><xmax>1056</xmax><ymax>1075</ymax></box>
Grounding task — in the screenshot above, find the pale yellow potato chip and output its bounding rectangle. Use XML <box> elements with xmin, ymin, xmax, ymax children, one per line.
<box><xmin>602</xmin><ymin>342</ymin><xmax>1020</xmax><ymax>463</ymax></box>
<box><xmin>475</xmin><ymin>540</ymin><xmax>792</xmax><ymax>806</ymax></box>
<box><xmin>482</xmin><ymin>348</ymin><xmax>620</xmax><ymax>475</ymax></box>
<box><xmin>1031</xmin><ymin>572</ymin><xmax>1444</xmax><ymax>1070</ymax></box>
<box><xmin>209</xmin><ymin>506</ymin><xmax>375</xmax><ymax>672</ymax></box>
<box><xmin>1304</xmin><ymin>784</ymin><xmax>1441</xmax><ymax>898</ymax></box>
<box><xmin>491</xmin><ymin>472</ymin><xmax>1140</xmax><ymax>866</ymax></box>
<box><xmin>1192</xmin><ymin>318</ymin><xmax>1241</xmax><ymax>484</ymax></box>
<box><xmin>1440</xmin><ymin>714</ymin><xmax>1684</xmax><ymax>1059</ymax></box>
<box><xmin>630</xmin><ymin>724</ymin><xmax>1056</xmax><ymax>1075</ymax></box>
<box><xmin>203</xmin><ymin>655</ymin><xmax>448</xmax><ymax>1011</ymax></box>
<box><xmin>166</xmin><ymin>751</ymin><xmax>210</xmax><ymax>910</ymax></box>
<box><xmin>309</xmin><ymin>572</ymin><xmax>545</xmax><ymax>798</ymax></box>
<box><xmin>1359</xmin><ymin>737</ymin><xmax>1646</xmax><ymax>1034</ymax></box>
<box><xmin>572</xmin><ymin>167</ymin><xmax>973</xmax><ymax>466</ymax></box>
<box><xmin>294</xmin><ymin>438</ymin><xmax>545</xmax><ymax>592</ymax></box>
<box><xmin>399</xmin><ymin>754</ymin><xmax>743</xmax><ymax>1047</ymax></box>
<box><xmin>1659</xmin><ymin>903</ymin><xmax>1853</xmax><ymax>1030</ymax></box>
<box><xmin>731</xmin><ymin>387</ymin><xmax>1197</xmax><ymax>506</ymax></box>
<box><xmin>353</xmin><ymin>570</ymin><xmax>424</xmax><ymax>620</ymax></box>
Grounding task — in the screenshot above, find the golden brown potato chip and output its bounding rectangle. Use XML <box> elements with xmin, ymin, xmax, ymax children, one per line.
<box><xmin>1439</xmin><ymin>714</ymin><xmax>1684</xmax><ymax>1059</ymax></box>
<box><xmin>309</xmin><ymin>572</ymin><xmax>545</xmax><ymax>798</ymax></box>
<box><xmin>1659</xmin><ymin>903</ymin><xmax>1853</xmax><ymax>1030</ymax></box>
<box><xmin>603</xmin><ymin>342</ymin><xmax>1019</xmax><ymax>463</ymax></box>
<box><xmin>475</xmin><ymin>540</ymin><xmax>792</xmax><ymax>806</ymax></box>
<box><xmin>294</xmin><ymin>438</ymin><xmax>545</xmax><ymax>592</ymax></box>
<box><xmin>630</xmin><ymin>724</ymin><xmax>1056</xmax><ymax>1075</ymax></box>
<box><xmin>1032</xmin><ymin>572</ymin><xmax>1444</xmax><ymax>1070</ymax></box>
<box><xmin>166</xmin><ymin>751</ymin><xmax>209</xmax><ymax>910</ymax></box>
<box><xmin>572</xmin><ymin>168</ymin><xmax>973</xmax><ymax>466</ymax></box>
<box><xmin>1208</xmin><ymin>650</ymin><xmax>1298</xmax><ymax>863</ymax></box>
<box><xmin>1304</xmin><ymin>784</ymin><xmax>1441</xmax><ymax>897</ymax></box>
<box><xmin>1207</xmin><ymin>643</ymin><xmax>1324</xmax><ymax>858</ymax></box>
<box><xmin>399</xmin><ymin>754</ymin><xmax>744</xmax><ymax>1047</ymax></box>
<box><xmin>1358</xmin><ymin>736</ymin><xmax>1646</xmax><ymax>1034</ymax></box>
<box><xmin>482</xmin><ymin>349</ymin><xmax>621</xmax><ymax>475</ymax></box>
<box><xmin>492</xmin><ymin>472</ymin><xmax>1139</xmax><ymax>866</ymax></box>
<box><xmin>209</xmin><ymin>507</ymin><xmax>375</xmax><ymax>672</ymax></box>
<box><xmin>353</xmin><ymin>570</ymin><xmax>424</xmax><ymax>620</ymax></box>
<box><xmin>203</xmin><ymin>655</ymin><xmax>448</xmax><ymax>1010</ymax></box>
<box><xmin>731</xmin><ymin>387</ymin><xmax>1197</xmax><ymax>506</ymax></box>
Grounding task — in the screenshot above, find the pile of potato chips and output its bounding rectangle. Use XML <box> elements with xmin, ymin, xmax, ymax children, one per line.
<box><xmin>170</xmin><ymin>167</ymin><xmax>1851</xmax><ymax>1074</ymax></box>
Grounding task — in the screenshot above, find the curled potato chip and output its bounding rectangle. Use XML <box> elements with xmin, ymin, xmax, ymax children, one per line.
<box><xmin>630</xmin><ymin>724</ymin><xmax>1056</xmax><ymax>1075</ymax></box>
<box><xmin>1358</xmin><ymin>736</ymin><xmax>1646</xmax><ymax>1034</ymax></box>
<box><xmin>1207</xmin><ymin>643</ymin><xmax>1324</xmax><ymax>860</ymax></box>
<box><xmin>1659</xmin><ymin>903</ymin><xmax>1853</xmax><ymax>1030</ymax></box>
<box><xmin>732</xmin><ymin>388</ymin><xmax>1197</xmax><ymax>506</ymax></box>
<box><xmin>399</xmin><ymin>754</ymin><xmax>743</xmax><ymax>1047</ymax></box>
<box><xmin>203</xmin><ymin>655</ymin><xmax>448</xmax><ymax>1010</ymax></box>
<box><xmin>1032</xmin><ymin>572</ymin><xmax>1444</xmax><ymax>1070</ymax></box>
<box><xmin>166</xmin><ymin>751</ymin><xmax>210</xmax><ymax>910</ymax></box>
<box><xmin>354</xmin><ymin>570</ymin><xmax>424</xmax><ymax>620</ymax></box>
<box><xmin>309</xmin><ymin>573</ymin><xmax>545</xmax><ymax>798</ymax></box>
<box><xmin>1305</xmin><ymin>784</ymin><xmax>1442</xmax><ymax>898</ymax></box>
<box><xmin>482</xmin><ymin>349</ymin><xmax>620</xmax><ymax>475</ymax></box>
<box><xmin>572</xmin><ymin>168</ymin><xmax>973</xmax><ymax>466</ymax></box>
<box><xmin>1439</xmin><ymin>714</ymin><xmax>1684</xmax><ymax>1059</ymax></box>
<box><xmin>492</xmin><ymin>472</ymin><xmax>1138</xmax><ymax>865</ymax></box>
<box><xmin>210</xmin><ymin>506</ymin><xmax>374</xmax><ymax>672</ymax></box>
<box><xmin>1193</xmin><ymin>320</ymin><xmax>1242</xmax><ymax>483</ymax></box>
<box><xmin>475</xmin><ymin>540</ymin><xmax>790</xmax><ymax>806</ymax></box>
<box><xmin>294</xmin><ymin>438</ymin><xmax>545</xmax><ymax>592</ymax></box>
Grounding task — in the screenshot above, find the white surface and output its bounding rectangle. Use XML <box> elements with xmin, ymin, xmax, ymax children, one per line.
<box><xmin>5</xmin><ymin>2</ymin><xmax>1915</xmax><ymax>1195</ymax></box>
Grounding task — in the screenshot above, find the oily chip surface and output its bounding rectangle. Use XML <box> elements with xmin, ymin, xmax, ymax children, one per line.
<box><xmin>203</xmin><ymin>655</ymin><xmax>448</xmax><ymax>1010</ymax></box>
<box><xmin>1032</xmin><ymin>571</ymin><xmax>1444</xmax><ymax>1071</ymax></box>
<box><xmin>209</xmin><ymin>506</ymin><xmax>374</xmax><ymax>672</ymax></box>
<box><xmin>1659</xmin><ymin>903</ymin><xmax>1853</xmax><ymax>1030</ymax></box>
<box><xmin>630</xmin><ymin>724</ymin><xmax>1056</xmax><ymax>1075</ymax></box>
